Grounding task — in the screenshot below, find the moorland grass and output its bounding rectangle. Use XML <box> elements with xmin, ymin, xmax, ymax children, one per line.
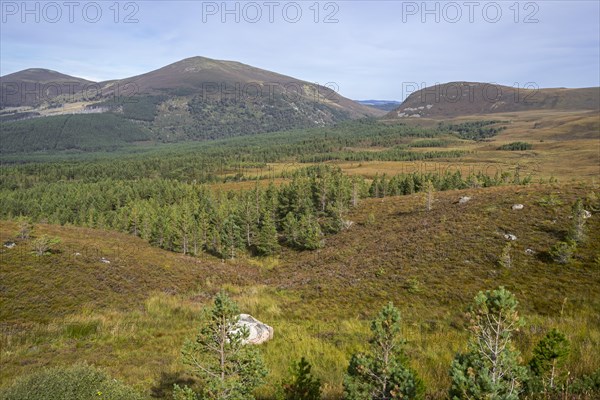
<box><xmin>1</xmin><ymin>183</ymin><xmax>599</xmax><ymax>399</ymax></box>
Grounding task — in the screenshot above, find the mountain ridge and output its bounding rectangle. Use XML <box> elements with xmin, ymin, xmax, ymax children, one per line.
<box><xmin>386</xmin><ymin>81</ymin><xmax>599</xmax><ymax>119</ymax></box>
<box><xmin>0</xmin><ymin>57</ymin><xmax>384</xmax><ymax>151</ymax></box>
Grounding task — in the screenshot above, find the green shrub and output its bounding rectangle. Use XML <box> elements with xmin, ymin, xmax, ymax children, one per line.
<box><xmin>498</xmin><ymin>142</ymin><xmax>533</xmax><ymax>151</ymax></box>
<box><xmin>0</xmin><ymin>364</ymin><xmax>145</xmax><ymax>400</ymax></box>
<box><xmin>281</xmin><ymin>357</ymin><xmax>322</xmax><ymax>400</ymax></box>
<box><xmin>549</xmin><ymin>240</ymin><xmax>576</xmax><ymax>264</ymax></box>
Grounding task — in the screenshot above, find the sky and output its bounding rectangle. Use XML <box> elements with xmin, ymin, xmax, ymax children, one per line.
<box><xmin>1</xmin><ymin>0</ymin><xmax>599</xmax><ymax>100</ymax></box>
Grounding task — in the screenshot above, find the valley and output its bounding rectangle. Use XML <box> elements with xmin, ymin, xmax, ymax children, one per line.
<box><xmin>1</xmin><ymin>59</ymin><xmax>599</xmax><ymax>399</ymax></box>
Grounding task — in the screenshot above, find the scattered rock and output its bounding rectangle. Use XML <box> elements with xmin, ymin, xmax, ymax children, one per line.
<box><xmin>232</xmin><ymin>314</ymin><xmax>274</xmax><ymax>345</ymax></box>
<box><xmin>3</xmin><ymin>241</ymin><xmax>16</xmax><ymax>249</ymax></box>
<box><xmin>525</xmin><ymin>248</ymin><xmax>536</xmax><ymax>256</ymax></box>
<box><xmin>512</xmin><ymin>204</ymin><xmax>524</xmax><ymax>210</ymax></box>
<box><xmin>504</xmin><ymin>233</ymin><xmax>517</xmax><ymax>241</ymax></box>
<box><xmin>100</xmin><ymin>257</ymin><xmax>111</xmax><ymax>264</ymax></box>
<box><xmin>583</xmin><ymin>210</ymin><xmax>592</xmax><ymax>219</ymax></box>
<box><xmin>74</xmin><ymin>252</ymin><xmax>81</xmax><ymax>256</ymax></box>
<box><xmin>458</xmin><ymin>196</ymin><xmax>471</xmax><ymax>205</ymax></box>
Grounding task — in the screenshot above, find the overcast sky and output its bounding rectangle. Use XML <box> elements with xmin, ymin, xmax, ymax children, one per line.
<box><xmin>1</xmin><ymin>1</ymin><xmax>599</xmax><ymax>100</ymax></box>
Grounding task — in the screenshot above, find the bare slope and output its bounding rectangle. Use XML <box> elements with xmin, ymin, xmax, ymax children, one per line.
<box><xmin>0</xmin><ymin>68</ymin><xmax>95</xmax><ymax>108</ymax></box>
<box><xmin>100</xmin><ymin>56</ymin><xmax>381</xmax><ymax>118</ymax></box>
<box><xmin>388</xmin><ymin>82</ymin><xmax>599</xmax><ymax>119</ymax></box>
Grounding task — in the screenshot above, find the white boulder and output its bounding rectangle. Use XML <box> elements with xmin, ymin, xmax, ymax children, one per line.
<box><xmin>512</xmin><ymin>204</ymin><xmax>524</xmax><ymax>210</ymax></box>
<box><xmin>504</xmin><ymin>233</ymin><xmax>517</xmax><ymax>241</ymax></box>
<box><xmin>458</xmin><ymin>196</ymin><xmax>472</xmax><ymax>205</ymax></box>
<box><xmin>233</xmin><ymin>314</ymin><xmax>273</xmax><ymax>345</ymax></box>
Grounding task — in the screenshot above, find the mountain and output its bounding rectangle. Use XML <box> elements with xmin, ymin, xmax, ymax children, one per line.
<box><xmin>0</xmin><ymin>68</ymin><xmax>94</xmax><ymax>108</ymax></box>
<box><xmin>387</xmin><ymin>82</ymin><xmax>600</xmax><ymax>119</ymax></box>
<box><xmin>356</xmin><ymin>99</ymin><xmax>401</xmax><ymax>112</ymax></box>
<box><xmin>0</xmin><ymin>57</ymin><xmax>384</xmax><ymax>150</ymax></box>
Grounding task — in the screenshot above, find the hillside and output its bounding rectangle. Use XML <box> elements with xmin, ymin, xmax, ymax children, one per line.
<box><xmin>1</xmin><ymin>183</ymin><xmax>598</xmax><ymax>398</ymax></box>
<box><xmin>0</xmin><ymin>113</ymin><xmax>150</xmax><ymax>153</ymax></box>
<box><xmin>0</xmin><ymin>68</ymin><xmax>94</xmax><ymax>108</ymax></box>
<box><xmin>387</xmin><ymin>82</ymin><xmax>600</xmax><ymax>119</ymax></box>
<box><xmin>0</xmin><ymin>57</ymin><xmax>383</xmax><ymax>151</ymax></box>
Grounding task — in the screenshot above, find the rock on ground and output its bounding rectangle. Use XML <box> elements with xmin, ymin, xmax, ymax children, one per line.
<box><xmin>458</xmin><ymin>196</ymin><xmax>471</xmax><ymax>205</ymax></box>
<box><xmin>234</xmin><ymin>314</ymin><xmax>274</xmax><ymax>345</ymax></box>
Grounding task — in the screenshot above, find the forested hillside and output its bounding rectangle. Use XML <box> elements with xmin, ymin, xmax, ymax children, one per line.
<box><xmin>1</xmin><ymin>115</ymin><xmax>598</xmax><ymax>399</ymax></box>
<box><xmin>0</xmin><ymin>114</ymin><xmax>150</xmax><ymax>153</ymax></box>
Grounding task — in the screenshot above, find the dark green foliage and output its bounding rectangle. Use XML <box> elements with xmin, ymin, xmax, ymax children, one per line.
<box><xmin>570</xmin><ymin>369</ymin><xmax>600</xmax><ymax>395</ymax></box>
<box><xmin>186</xmin><ymin>96</ymin><xmax>342</xmax><ymax>141</ymax></box>
<box><xmin>0</xmin><ymin>114</ymin><xmax>149</xmax><ymax>153</ymax></box>
<box><xmin>449</xmin><ymin>287</ymin><xmax>528</xmax><ymax>400</ymax></box>
<box><xmin>343</xmin><ymin>302</ymin><xmax>423</xmax><ymax>400</ymax></box>
<box><xmin>408</xmin><ymin>139</ymin><xmax>454</xmax><ymax>148</ymax></box>
<box><xmin>0</xmin><ymin>117</ymin><xmax>528</xmax><ymax>260</ymax></box>
<box><xmin>0</xmin><ymin>162</ymin><xmax>525</xmax><ymax>259</ymax></box>
<box><xmin>498</xmin><ymin>141</ymin><xmax>533</xmax><ymax>151</ymax></box>
<box><xmin>528</xmin><ymin>329</ymin><xmax>570</xmax><ymax>391</ymax></box>
<box><xmin>122</xmin><ymin>96</ymin><xmax>165</xmax><ymax>121</ymax></box>
<box><xmin>282</xmin><ymin>212</ymin><xmax>323</xmax><ymax>251</ymax></box>
<box><xmin>255</xmin><ymin>212</ymin><xmax>280</xmax><ymax>256</ymax></box>
<box><xmin>0</xmin><ymin>363</ymin><xmax>144</xmax><ymax>400</ymax></box>
<box><xmin>298</xmin><ymin>148</ymin><xmax>465</xmax><ymax>163</ymax></box>
<box><xmin>177</xmin><ymin>291</ymin><xmax>268</xmax><ymax>399</ymax></box>
<box><xmin>549</xmin><ymin>240</ymin><xmax>576</xmax><ymax>264</ymax></box>
<box><xmin>439</xmin><ymin>120</ymin><xmax>506</xmax><ymax>141</ymax></box>
<box><xmin>281</xmin><ymin>357</ymin><xmax>322</xmax><ymax>400</ymax></box>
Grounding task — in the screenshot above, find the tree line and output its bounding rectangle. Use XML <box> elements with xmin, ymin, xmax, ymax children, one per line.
<box><xmin>1</xmin><ymin>166</ymin><xmax>528</xmax><ymax>259</ymax></box>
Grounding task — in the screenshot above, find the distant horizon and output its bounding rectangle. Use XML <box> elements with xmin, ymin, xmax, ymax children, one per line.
<box><xmin>2</xmin><ymin>55</ymin><xmax>599</xmax><ymax>103</ymax></box>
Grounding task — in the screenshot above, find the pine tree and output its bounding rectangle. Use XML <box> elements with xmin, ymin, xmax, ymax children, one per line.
<box><xmin>15</xmin><ymin>216</ymin><xmax>33</xmax><ymax>239</ymax></box>
<box><xmin>370</xmin><ymin>174</ymin><xmax>380</xmax><ymax>198</ymax></box>
<box><xmin>529</xmin><ymin>329</ymin><xmax>570</xmax><ymax>391</ymax></box>
<box><xmin>344</xmin><ymin>302</ymin><xmax>423</xmax><ymax>400</ymax></box>
<box><xmin>282</xmin><ymin>357</ymin><xmax>322</xmax><ymax>400</ymax></box>
<box><xmin>449</xmin><ymin>287</ymin><xmax>527</xmax><ymax>400</ymax></box>
<box><xmin>221</xmin><ymin>214</ymin><xmax>243</xmax><ymax>259</ymax></box>
<box><xmin>297</xmin><ymin>213</ymin><xmax>323</xmax><ymax>250</ymax></box>
<box><xmin>31</xmin><ymin>235</ymin><xmax>60</xmax><ymax>256</ymax></box>
<box><xmin>255</xmin><ymin>212</ymin><xmax>279</xmax><ymax>256</ymax></box>
<box><xmin>176</xmin><ymin>292</ymin><xmax>267</xmax><ymax>400</ymax></box>
<box><xmin>283</xmin><ymin>212</ymin><xmax>300</xmax><ymax>248</ymax></box>
<box><xmin>549</xmin><ymin>240</ymin><xmax>576</xmax><ymax>264</ymax></box>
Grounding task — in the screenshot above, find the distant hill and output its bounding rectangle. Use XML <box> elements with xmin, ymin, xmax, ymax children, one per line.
<box><xmin>0</xmin><ymin>57</ymin><xmax>384</xmax><ymax>151</ymax></box>
<box><xmin>387</xmin><ymin>82</ymin><xmax>600</xmax><ymax>119</ymax></box>
<box><xmin>356</xmin><ymin>99</ymin><xmax>401</xmax><ymax>111</ymax></box>
<box><xmin>0</xmin><ymin>68</ymin><xmax>94</xmax><ymax>108</ymax></box>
